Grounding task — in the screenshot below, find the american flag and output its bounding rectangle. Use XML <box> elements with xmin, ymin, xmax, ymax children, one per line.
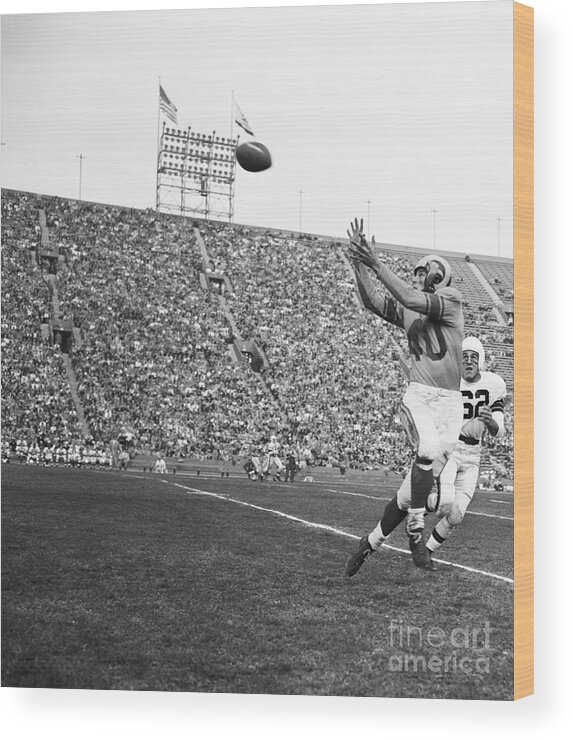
<box><xmin>234</xmin><ymin>100</ymin><xmax>254</xmax><ymax>136</ymax></box>
<box><xmin>159</xmin><ymin>85</ymin><xmax>178</xmax><ymax>125</ymax></box>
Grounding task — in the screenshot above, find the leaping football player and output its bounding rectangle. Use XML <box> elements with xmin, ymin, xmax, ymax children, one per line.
<box><xmin>424</xmin><ymin>336</ymin><xmax>507</xmax><ymax>557</ymax></box>
<box><xmin>345</xmin><ymin>218</ymin><xmax>464</xmax><ymax>572</ymax></box>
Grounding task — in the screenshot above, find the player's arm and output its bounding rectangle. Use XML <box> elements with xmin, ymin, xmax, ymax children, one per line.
<box><xmin>347</xmin><ymin>218</ymin><xmax>457</xmax><ymax>319</ymax></box>
<box><xmin>479</xmin><ymin>379</ymin><xmax>507</xmax><ymax>438</ymax></box>
<box><xmin>478</xmin><ymin>380</ymin><xmax>507</xmax><ymax>437</ymax></box>
<box><xmin>477</xmin><ymin>406</ymin><xmax>501</xmax><ymax>437</ymax></box>
<box><xmin>353</xmin><ymin>261</ymin><xmax>404</xmax><ymax>327</ymax></box>
<box><xmin>373</xmin><ymin>262</ymin><xmax>455</xmax><ymax>318</ymax></box>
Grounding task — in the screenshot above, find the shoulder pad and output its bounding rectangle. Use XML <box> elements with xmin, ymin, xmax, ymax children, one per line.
<box><xmin>435</xmin><ymin>286</ymin><xmax>463</xmax><ymax>302</ymax></box>
<box><xmin>483</xmin><ymin>371</ymin><xmax>507</xmax><ymax>400</ymax></box>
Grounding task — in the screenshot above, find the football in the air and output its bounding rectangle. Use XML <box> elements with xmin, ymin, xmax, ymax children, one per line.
<box><xmin>235</xmin><ymin>141</ymin><xmax>272</xmax><ymax>173</ymax></box>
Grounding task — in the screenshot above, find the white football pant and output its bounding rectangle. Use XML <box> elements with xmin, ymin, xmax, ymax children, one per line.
<box><xmin>428</xmin><ymin>442</ymin><xmax>481</xmax><ymax>525</ymax></box>
<box><xmin>397</xmin><ymin>382</ymin><xmax>463</xmax><ymax>511</ymax></box>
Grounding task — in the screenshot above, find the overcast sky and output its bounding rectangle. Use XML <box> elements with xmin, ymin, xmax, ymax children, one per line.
<box><xmin>1</xmin><ymin>1</ymin><xmax>514</xmax><ymax>257</ymax></box>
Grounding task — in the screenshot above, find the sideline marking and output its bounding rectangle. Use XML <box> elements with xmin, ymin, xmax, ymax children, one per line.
<box><xmin>468</xmin><ymin>511</ymin><xmax>513</xmax><ymax>521</ymax></box>
<box><xmin>328</xmin><ymin>488</ymin><xmax>390</xmax><ymax>502</ymax></box>
<box><xmin>327</xmin><ymin>488</ymin><xmax>513</xmax><ymax>521</ymax></box>
<box><xmin>162</xmin><ymin>480</ymin><xmax>513</xmax><ymax>585</ymax></box>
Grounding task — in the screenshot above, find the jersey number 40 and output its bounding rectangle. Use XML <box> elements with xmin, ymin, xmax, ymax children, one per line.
<box><xmin>407</xmin><ymin>320</ymin><xmax>447</xmax><ymax>361</ymax></box>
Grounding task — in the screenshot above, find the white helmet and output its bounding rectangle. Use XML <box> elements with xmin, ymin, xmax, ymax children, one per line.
<box><xmin>462</xmin><ymin>336</ymin><xmax>485</xmax><ymax>370</ymax></box>
<box><xmin>414</xmin><ymin>254</ymin><xmax>452</xmax><ymax>292</ymax></box>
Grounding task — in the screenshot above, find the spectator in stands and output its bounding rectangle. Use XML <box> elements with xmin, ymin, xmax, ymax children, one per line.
<box><xmin>1</xmin><ymin>189</ymin><xmax>513</xmax><ymax>479</ymax></box>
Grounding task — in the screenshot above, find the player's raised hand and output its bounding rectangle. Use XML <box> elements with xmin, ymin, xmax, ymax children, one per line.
<box><xmin>347</xmin><ymin>218</ymin><xmax>381</xmax><ymax>271</ymax></box>
<box><xmin>347</xmin><ymin>217</ymin><xmax>367</xmax><ymax>247</ymax></box>
<box><xmin>478</xmin><ymin>405</ymin><xmax>500</xmax><ymax>435</ymax></box>
<box><xmin>478</xmin><ymin>406</ymin><xmax>493</xmax><ymax>423</ymax></box>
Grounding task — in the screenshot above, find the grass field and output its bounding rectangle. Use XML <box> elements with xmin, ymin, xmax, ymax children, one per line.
<box><xmin>1</xmin><ymin>464</ymin><xmax>513</xmax><ymax>698</ymax></box>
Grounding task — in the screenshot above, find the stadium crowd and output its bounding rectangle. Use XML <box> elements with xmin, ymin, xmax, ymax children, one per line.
<box><xmin>201</xmin><ymin>222</ymin><xmax>414</xmax><ymax>470</ymax></box>
<box><xmin>45</xmin><ymin>198</ymin><xmax>278</xmax><ymax>462</ymax></box>
<box><xmin>1</xmin><ymin>190</ymin><xmax>514</xmax><ymax>477</ymax></box>
<box><xmin>1</xmin><ymin>192</ymin><xmax>84</xmax><ymax>454</ymax></box>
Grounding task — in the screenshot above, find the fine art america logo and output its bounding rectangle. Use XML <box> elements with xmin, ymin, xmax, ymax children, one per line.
<box><xmin>387</xmin><ymin>618</ymin><xmax>493</xmax><ymax>674</ymax></box>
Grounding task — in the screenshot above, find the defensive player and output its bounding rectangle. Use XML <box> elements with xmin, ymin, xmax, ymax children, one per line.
<box><xmin>345</xmin><ymin>218</ymin><xmax>464</xmax><ymax>571</ymax></box>
<box><xmin>425</xmin><ymin>336</ymin><xmax>507</xmax><ymax>555</ymax></box>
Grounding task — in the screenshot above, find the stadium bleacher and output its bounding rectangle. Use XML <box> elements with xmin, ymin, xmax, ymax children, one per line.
<box><xmin>474</xmin><ymin>257</ymin><xmax>514</xmax><ymax>307</ymax></box>
<box><xmin>1</xmin><ymin>192</ymin><xmax>84</xmax><ymax>452</ymax></box>
<box><xmin>1</xmin><ymin>189</ymin><xmax>513</xmax><ymax>476</ymax></box>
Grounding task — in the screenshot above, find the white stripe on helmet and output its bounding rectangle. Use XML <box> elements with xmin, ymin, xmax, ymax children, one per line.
<box><xmin>414</xmin><ymin>254</ymin><xmax>452</xmax><ymax>289</ymax></box>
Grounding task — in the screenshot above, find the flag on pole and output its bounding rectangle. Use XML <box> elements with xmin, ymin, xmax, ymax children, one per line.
<box><xmin>159</xmin><ymin>85</ymin><xmax>178</xmax><ymax>125</ymax></box>
<box><xmin>234</xmin><ymin>100</ymin><xmax>254</xmax><ymax>136</ymax></box>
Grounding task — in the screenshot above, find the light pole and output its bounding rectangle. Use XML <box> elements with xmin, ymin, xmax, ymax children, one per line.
<box><xmin>298</xmin><ymin>189</ymin><xmax>303</xmax><ymax>233</ymax></box>
<box><xmin>432</xmin><ymin>208</ymin><xmax>438</xmax><ymax>250</ymax></box>
<box><xmin>76</xmin><ymin>154</ymin><xmax>86</xmax><ymax>201</ymax></box>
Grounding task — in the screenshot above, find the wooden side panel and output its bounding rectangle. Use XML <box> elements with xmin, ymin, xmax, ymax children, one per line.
<box><xmin>513</xmin><ymin>0</ymin><xmax>534</xmax><ymax>701</ymax></box>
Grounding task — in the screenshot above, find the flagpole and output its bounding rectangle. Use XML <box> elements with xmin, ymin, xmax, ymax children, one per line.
<box><xmin>230</xmin><ymin>90</ymin><xmax>234</xmax><ymax>139</ymax></box>
<box><xmin>157</xmin><ymin>77</ymin><xmax>162</xmax><ymax>159</ymax></box>
<box><xmin>156</xmin><ymin>77</ymin><xmax>161</xmax><ymax>211</ymax></box>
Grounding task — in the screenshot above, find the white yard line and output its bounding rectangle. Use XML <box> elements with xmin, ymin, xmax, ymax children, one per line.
<box><xmin>327</xmin><ymin>488</ymin><xmax>513</xmax><ymax>521</ymax></box>
<box><xmin>327</xmin><ymin>488</ymin><xmax>391</xmax><ymax>502</ymax></box>
<box><xmin>463</xmin><ymin>510</ymin><xmax>513</xmax><ymax>521</ymax></box>
<box><xmin>162</xmin><ymin>480</ymin><xmax>513</xmax><ymax>585</ymax></box>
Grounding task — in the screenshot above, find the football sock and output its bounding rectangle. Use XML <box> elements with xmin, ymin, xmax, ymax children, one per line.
<box><xmin>368</xmin><ymin>496</ymin><xmax>408</xmax><ymax>550</ymax></box>
<box><xmin>426</xmin><ymin>516</ymin><xmax>455</xmax><ymax>552</ymax></box>
<box><xmin>410</xmin><ymin>457</ymin><xmax>434</xmax><ymax>510</ymax></box>
<box><xmin>367</xmin><ymin>522</ymin><xmax>385</xmax><ymax>551</ymax></box>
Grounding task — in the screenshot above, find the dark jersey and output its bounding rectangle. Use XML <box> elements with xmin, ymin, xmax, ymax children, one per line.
<box><xmin>353</xmin><ymin>262</ymin><xmax>464</xmax><ymax>391</ymax></box>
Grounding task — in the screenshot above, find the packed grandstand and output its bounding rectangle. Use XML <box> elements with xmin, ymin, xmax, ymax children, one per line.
<box><xmin>1</xmin><ymin>189</ymin><xmax>514</xmax><ymax>480</ymax></box>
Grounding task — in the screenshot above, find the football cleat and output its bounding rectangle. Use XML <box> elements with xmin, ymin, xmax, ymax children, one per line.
<box><xmin>425</xmin><ymin>550</ymin><xmax>437</xmax><ymax>571</ymax></box>
<box><xmin>408</xmin><ymin>533</ymin><xmax>434</xmax><ymax>568</ymax></box>
<box><xmin>416</xmin><ymin>549</ymin><xmax>437</xmax><ymax>571</ymax></box>
<box><xmin>346</xmin><ymin>535</ymin><xmax>373</xmax><ymax>577</ymax></box>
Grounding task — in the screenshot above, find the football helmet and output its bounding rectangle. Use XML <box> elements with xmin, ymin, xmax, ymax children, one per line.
<box><xmin>462</xmin><ymin>336</ymin><xmax>485</xmax><ymax>371</ymax></box>
<box><xmin>414</xmin><ymin>254</ymin><xmax>452</xmax><ymax>292</ymax></box>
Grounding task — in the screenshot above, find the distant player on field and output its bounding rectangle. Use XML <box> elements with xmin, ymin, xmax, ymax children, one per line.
<box><xmin>425</xmin><ymin>336</ymin><xmax>507</xmax><ymax>557</ymax></box>
<box><xmin>154</xmin><ymin>455</ymin><xmax>168</xmax><ymax>474</ymax></box>
<box><xmin>345</xmin><ymin>218</ymin><xmax>464</xmax><ymax>572</ymax></box>
<box><xmin>263</xmin><ymin>434</ymin><xmax>284</xmax><ymax>481</ymax></box>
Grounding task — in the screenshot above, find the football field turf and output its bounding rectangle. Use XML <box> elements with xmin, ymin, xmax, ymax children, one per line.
<box><xmin>1</xmin><ymin>464</ymin><xmax>514</xmax><ymax>699</ymax></box>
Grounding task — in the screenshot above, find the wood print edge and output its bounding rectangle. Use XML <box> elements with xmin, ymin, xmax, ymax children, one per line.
<box><xmin>513</xmin><ymin>0</ymin><xmax>534</xmax><ymax>701</ymax></box>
